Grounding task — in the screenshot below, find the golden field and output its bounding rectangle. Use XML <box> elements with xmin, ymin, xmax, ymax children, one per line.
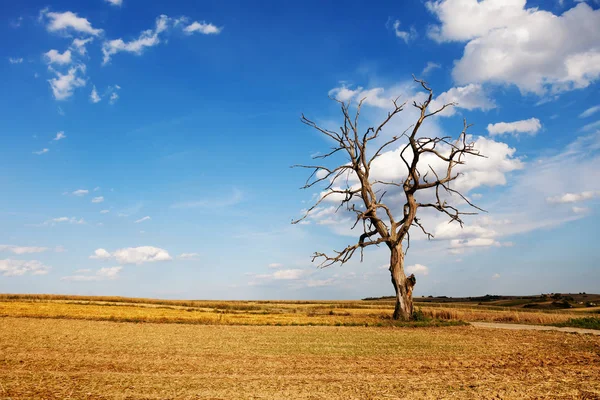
<box><xmin>1</xmin><ymin>317</ymin><xmax>599</xmax><ymax>399</ymax></box>
<box><xmin>1</xmin><ymin>295</ymin><xmax>599</xmax><ymax>399</ymax></box>
<box><xmin>0</xmin><ymin>293</ymin><xmax>593</xmax><ymax>326</ymax></box>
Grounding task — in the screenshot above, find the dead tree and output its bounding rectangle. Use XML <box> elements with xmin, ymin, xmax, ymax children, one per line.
<box><xmin>293</xmin><ymin>77</ymin><xmax>484</xmax><ymax>320</ymax></box>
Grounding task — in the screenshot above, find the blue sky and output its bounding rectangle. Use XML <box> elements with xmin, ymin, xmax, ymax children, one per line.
<box><xmin>1</xmin><ymin>0</ymin><xmax>599</xmax><ymax>299</ymax></box>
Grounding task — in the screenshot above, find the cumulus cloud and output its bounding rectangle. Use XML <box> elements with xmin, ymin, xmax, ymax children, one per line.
<box><xmin>546</xmin><ymin>191</ymin><xmax>598</xmax><ymax>204</ymax></box>
<box><xmin>53</xmin><ymin>131</ymin><xmax>66</xmax><ymax>141</ymax></box>
<box><xmin>102</xmin><ymin>15</ymin><xmax>170</xmax><ymax>64</ymax></box>
<box><xmin>329</xmin><ymin>82</ymin><xmax>495</xmax><ymax>115</ymax></box>
<box><xmin>100</xmin><ymin>209</ymin><xmax>110</xmax><ymax>214</ymax></box>
<box><xmin>0</xmin><ymin>259</ymin><xmax>51</xmax><ymax>276</ymax></box>
<box><xmin>44</xmin><ymin>49</ymin><xmax>72</xmax><ymax>65</ymax></box>
<box><xmin>134</xmin><ymin>216</ymin><xmax>151</xmax><ymax>223</ymax></box>
<box><xmin>183</xmin><ymin>21</ymin><xmax>222</xmax><ymax>35</ymax></box>
<box><xmin>426</xmin><ymin>1</ymin><xmax>600</xmax><ymax>94</ymax></box>
<box><xmin>90</xmin><ymin>86</ymin><xmax>101</xmax><ymax>103</ymax></box>
<box><xmin>8</xmin><ymin>57</ymin><xmax>23</xmax><ymax>64</ymax></box>
<box><xmin>487</xmin><ymin>118</ymin><xmax>542</xmax><ymax>137</ymax></box>
<box><xmin>90</xmin><ymin>246</ymin><xmax>172</xmax><ymax>265</ymax></box>
<box><xmin>41</xmin><ymin>9</ymin><xmax>103</xmax><ymax>36</ymax></box>
<box><xmin>391</xmin><ymin>20</ymin><xmax>416</xmax><ymax>43</ymax></box>
<box><xmin>72</xmin><ymin>189</ymin><xmax>89</xmax><ymax>196</ymax></box>
<box><xmin>268</xmin><ymin>263</ymin><xmax>283</xmax><ymax>268</ymax></box>
<box><xmin>62</xmin><ymin>266</ymin><xmax>122</xmax><ymax>281</ymax></box>
<box><xmin>101</xmin><ymin>15</ymin><xmax>221</xmax><ymax>64</ymax></box>
<box><xmin>92</xmin><ymin>196</ymin><xmax>104</xmax><ymax>203</ymax></box>
<box><xmin>105</xmin><ymin>0</ymin><xmax>123</xmax><ymax>6</ymax></box>
<box><xmin>109</xmin><ymin>91</ymin><xmax>119</xmax><ymax>104</ymax></box>
<box><xmin>247</xmin><ymin>268</ymin><xmax>312</xmax><ymax>286</ymax></box>
<box><xmin>492</xmin><ymin>273</ymin><xmax>501</xmax><ymax>280</ymax></box>
<box><xmin>428</xmin><ymin>84</ymin><xmax>496</xmax><ymax>116</ymax></box>
<box><xmin>406</xmin><ymin>264</ymin><xmax>429</xmax><ymax>276</ymax></box>
<box><xmin>90</xmin><ymin>248</ymin><xmax>111</xmax><ymax>259</ymax></box>
<box><xmin>48</xmin><ymin>64</ymin><xmax>86</xmax><ymax>100</ymax></box>
<box><xmin>33</xmin><ymin>148</ymin><xmax>49</xmax><ymax>155</ymax></box>
<box><xmin>71</xmin><ymin>38</ymin><xmax>94</xmax><ymax>55</ymax></box>
<box><xmin>0</xmin><ymin>245</ymin><xmax>49</xmax><ymax>255</ymax></box>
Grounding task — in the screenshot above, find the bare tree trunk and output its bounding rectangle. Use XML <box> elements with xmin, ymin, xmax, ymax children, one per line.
<box><xmin>390</xmin><ymin>244</ymin><xmax>416</xmax><ymax>320</ymax></box>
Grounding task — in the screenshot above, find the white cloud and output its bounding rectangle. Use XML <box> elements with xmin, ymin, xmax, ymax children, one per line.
<box><xmin>272</xmin><ymin>269</ymin><xmax>306</xmax><ymax>280</ymax></box>
<box><xmin>422</xmin><ymin>61</ymin><xmax>441</xmax><ymax>76</ymax></box>
<box><xmin>62</xmin><ymin>266</ymin><xmax>122</xmax><ymax>281</ymax></box>
<box><xmin>100</xmin><ymin>209</ymin><xmax>110</xmax><ymax>214</ymax></box>
<box><xmin>248</xmin><ymin>268</ymin><xmax>312</xmax><ymax>285</ymax></box>
<box><xmin>268</xmin><ymin>263</ymin><xmax>283</xmax><ymax>269</ymax></box>
<box><xmin>134</xmin><ymin>216</ymin><xmax>151</xmax><ymax>223</ymax></box>
<box><xmin>572</xmin><ymin>206</ymin><xmax>589</xmax><ymax>214</ymax></box>
<box><xmin>92</xmin><ymin>196</ymin><xmax>104</xmax><ymax>203</ymax></box>
<box><xmin>102</xmin><ymin>15</ymin><xmax>170</xmax><ymax>64</ymax></box>
<box><xmin>329</xmin><ymin>82</ymin><xmax>494</xmax><ymax>115</ymax></box>
<box><xmin>487</xmin><ymin>118</ymin><xmax>542</xmax><ymax>137</ymax></box>
<box><xmin>582</xmin><ymin>120</ymin><xmax>600</xmax><ymax>132</ymax></box>
<box><xmin>109</xmin><ymin>92</ymin><xmax>119</xmax><ymax>104</ymax></box>
<box><xmin>105</xmin><ymin>0</ymin><xmax>123</xmax><ymax>6</ymax></box>
<box><xmin>90</xmin><ymin>246</ymin><xmax>172</xmax><ymax>265</ymax></box>
<box><xmin>450</xmin><ymin>237</ymin><xmax>501</xmax><ymax>252</ymax></box>
<box><xmin>0</xmin><ymin>245</ymin><xmax>49</xmax><ymax>255</ymax></box>
<box><xmin>71</xmin><ymin>38</ymin><xmax>94</xmax><ymax>56</ymax></box>
<box><xmin>44</xmin><ymin>49</ymin><xmax>72</xmax><ymax>65</ymax></box>
<box><xmin>48</xmin><ymin>64</ymin><xmax>86</xmax><ymax>100</ymax></box>
<box><xmin>492</xmin><ymin>273</ymin><xmax>501</xmax><ymax>280</ymax></box>
<box><xmin>0</xmin><ymin>259</ymin><xmax>51</xmax><ymax>276</ymax></box>
<box><xmin>33</xmin><ymin>148</ymin><xmax>49</xmax><ymax>155</ymax></box>
<box><xmin>546</xmin><ymin>191</ymin><xmax>598</xmax><ymax>204</ymax></box>
<box><xmin>391</xmin><ymin>20</ymin><xmax>417</xmax><ymax>43</ymax></box>
<box><xmin>41</xmin><ymin>9</ymin><xmax>103</xmax><ymax>36</ymax></box>
<box><xmin>427</xmin><ymin>1</ymin><xmax>600</xmax><ymax>94</ymax></box>
<box><xmin>8</xmin><ymin>57</ymin><xmax>23</xmax><ymax>64</ymax></box>
<box><xmin>90</xmin><ymin>248</ymin><xmax>111</xmax><ymax>259</ymax></box>
<box><xmin>579</xmin><ymin>105</ymin><xmax>600</xmax><ymax>119</ymax></box>
<box><xmin>429</xmin><ymin>84</ymin><xmax>496</xmax><ymax>116</ymax></box>
<box><xmin>38</xmin><ymin>216</ymin><xmax>85</xmax><ymax>226</ymax></box>
<box><xmin>90</xmin><ymin>86</ymin><xmax>101</xmax><ymax>103</ymax></box>
<box><xmin>406</xmin><ymin>264</ymin><xmax>430</xmax><ymax>276</ymax></box>
<box><xmin>183</xmin><ymin>21</ymin><xmax>222</xmax><ymax>35</ymax></box>
<box><xmin>72</xmin><ymin>189</ymin><xmax>89</xmax><ymax>196</ymax></box>
<box><xmin>304</xmin><ymin>278</ymin><xmax>335</xmax><ymax>288</ymax></box>
<box><xmin>178</xmin><ymin>252</ymin><xmax>200</xmax><ymax>260</ymax></box>
<box><xmin>53</xmin><ymin>131</ymin><xmax>66</xmax><ymax>141</ymax></box>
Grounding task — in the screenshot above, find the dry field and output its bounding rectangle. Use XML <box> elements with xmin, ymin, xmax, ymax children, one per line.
<box><xmin>0</xmin><ymin>294</ymin><xmax>591</xmax><ymax>326</ymax></box>
<box><xmin>1</xmin><ymin>317</ymin><xmax>599</xmax><ymax>399</ymax></box>
<box><xmin>1</xmin><ymin>295</ymin><xmax>599</xmax><ymax>399</ymax></box>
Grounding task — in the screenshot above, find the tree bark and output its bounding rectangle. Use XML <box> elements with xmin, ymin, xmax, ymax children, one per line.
<box><xmin>390</xmin><ymin>244</ymin><xmax>416</xmax><ymax>320</ymax></box>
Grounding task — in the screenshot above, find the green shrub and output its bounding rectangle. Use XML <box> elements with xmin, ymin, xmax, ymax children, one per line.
<box><xmin>553</xmin><ymin>317</ymin><xmax>600</xmax><ymax>330</ymax></box>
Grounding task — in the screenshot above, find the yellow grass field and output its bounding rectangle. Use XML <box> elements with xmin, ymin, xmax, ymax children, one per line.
<box><xmin>0</xmin><ymin>294</ymin><xmax>590</xmax><ymax>326</ymax></box>
<box><xmin>1</xmin><ymin>295</ymin><xmax>599</xmax><ymax>399</ymax></box>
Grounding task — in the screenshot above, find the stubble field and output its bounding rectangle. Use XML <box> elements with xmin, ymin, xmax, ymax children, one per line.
<box><xmin>1</xmin><ymin>295</ymin><xmax>599</xmax><ymax>399</ymax></box>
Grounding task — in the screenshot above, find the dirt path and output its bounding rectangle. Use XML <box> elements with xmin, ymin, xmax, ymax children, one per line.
<box><xmin>471</xmin><ymin>321</ymin><xmax>600</xmax><ymax>335</ymax></box>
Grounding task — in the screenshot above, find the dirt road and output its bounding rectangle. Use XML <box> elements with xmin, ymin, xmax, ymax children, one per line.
<box><xmin>471</xmin><ymin>321</ymin><xmax>600</xmax><ymax>335</ymax></box>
